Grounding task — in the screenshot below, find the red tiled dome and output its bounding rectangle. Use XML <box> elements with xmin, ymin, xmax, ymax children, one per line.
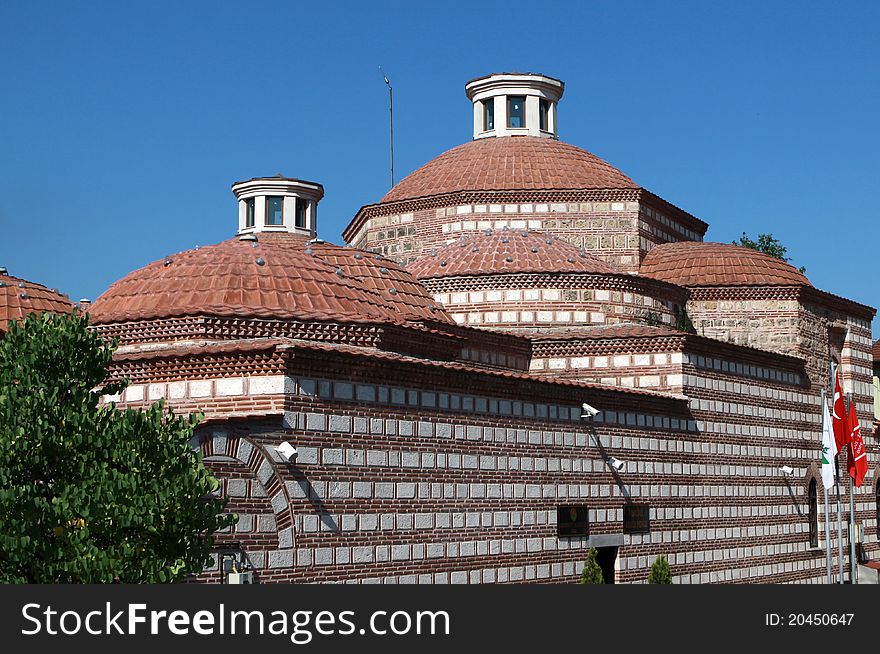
<box><xmin>407</xmin><ymin>230</ymin><xmax>618</xmax><ymax>279</ymax></box>
<box><xmin>640</xmin><ymin>242</ymin><xmax>811</xmax><ymax>287</ymax></box>
<box><xmin>0</xmin><ymin>271</ymin><xmax>74</xmax><ymax>333</ymax></box>
<box><xmin>381</xmin><ymin>136</ymin><xmax>637</xmax><ymax>203</ymax></box>
<box><xmin>90</xmin><ymin>233</ymin><xmax>448</xmax><ymax>325</ymax></box>
<box><xmin>297</xmin><ymin>240</ymin><xmax>453</xmax><ymax>324</ymax></box>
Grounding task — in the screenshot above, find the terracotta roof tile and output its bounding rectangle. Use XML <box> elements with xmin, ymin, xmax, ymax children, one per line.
<box><xmin>275</xmin><ymin>339</ymin><xmax>679</xmax><ymax>399</ymax></box>
<box><xmin>89</xmin><ymin>233</ymin><xmax>432</xmax><ymax>325</ymax></box>
<box><xmin>304</xmin><ymin>239</ymin><xmax>453</xmax><ymax>323</ymax></box>
<box><xmin>640</xmin><ymin>242</ymin><xmax>811</xmax><ymax>287</ymax></box>
<box><xmin>407</xmin><ymin>230</ymin><xmax>617</xmax><ymax>279</ymax></box>
<box><xmin>0</xmin><ymin>272</ymin><xmax>74</xmax><ymax>333</ymax></box>
<box><xmin>380</xmin><ymin>136</ymin><xmax>637</xmax><ymax>203</ymax></box>
<box><xmin>873</xmin><ymin>340</ymin><xmax>880</xmax><ymax>362</ymax></box>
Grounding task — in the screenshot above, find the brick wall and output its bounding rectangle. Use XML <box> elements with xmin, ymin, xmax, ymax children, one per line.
<box><xmin>165</xmin><ymin>344</ymin><xmax>877</xmax><ymax>585</ymax></box>
<box><xmin>348</xmin><ymin>193</ymin><xmax>705</xmax><ymax>274</ymax></box>
<box><xmin>421</xmin><ymin>272</ymin><xmax>685</xmax><ymax>330</ymax></box>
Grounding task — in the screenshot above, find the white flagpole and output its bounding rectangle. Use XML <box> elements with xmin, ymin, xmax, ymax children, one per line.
<box><xmin>821</xmin><ymin>389</ymin><xmax>833</xmax><ymax>584</ymax></box>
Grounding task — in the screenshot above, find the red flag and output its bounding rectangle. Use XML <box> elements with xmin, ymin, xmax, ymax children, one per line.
<box><xmin>832</xmin><ymin>371</ymin><xmax>848</xmax><ymax>451</ymax></box>
<box><xmin>846</xmin><ymin>402</ymin><xmax>868</xmax><ymax>487</ymax></box>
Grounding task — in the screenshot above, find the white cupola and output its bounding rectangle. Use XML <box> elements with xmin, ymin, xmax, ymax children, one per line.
<box><xmin>465</xmin><ymin>72</ymin><xmax>564</xmax><ymax>140</ymax></box>
<box><xmin>232</xmin><ymin>175</ymin><xmax>324</xmax><ymax>238</ymax></box>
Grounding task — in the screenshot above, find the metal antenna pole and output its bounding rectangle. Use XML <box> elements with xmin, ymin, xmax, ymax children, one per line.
<box><xmin>380</xmin><ymin>67</ymin><xmax>394</xmax><ymax>188</ymax></box>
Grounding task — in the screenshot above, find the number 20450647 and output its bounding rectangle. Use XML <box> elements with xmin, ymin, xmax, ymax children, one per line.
<box><xmin>765</xmin><ymin>613</ymin><xmax>854</xmax><ymax>627</ymax></box>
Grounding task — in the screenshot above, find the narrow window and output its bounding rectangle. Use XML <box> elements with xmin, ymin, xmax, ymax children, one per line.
<box><xmin>266</xmin><ymin>196</ymin><xmax>283</xmax><ymax>226</ymax></box>
<box><xmin>484</xmin><ymin>98</ymin><xmax>494</xmax><ymax>131</ymax></box>
<box><xmin>876</xmin><ymin>480</ymin><xmax>880</xmax><ymax>539</ymax></box>
<box><xmin>295</xmin><ymin>199</ymin><xmax>307</xmax><ymax>228</ymax></box>
<box><xmin>245</xmin><ymin>198</ymin><xmax>255</xmax><ymax>228</ymax></box>
<box><xmin>539</xmin><ymin>99</ymin><xmax>550</xmax><ymax>131</ymax></box>
<box><xmin>808</xmin><ymin>478</ymin><xmax>818</xmax><ymax>547</ymax></box>
<box><xmin>508</xmin><ymin>96</ymin><xmax>525</xmax><ymax>129</ymax></box>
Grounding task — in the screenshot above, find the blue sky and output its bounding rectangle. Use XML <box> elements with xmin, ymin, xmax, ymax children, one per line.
<box><xmin>1</xmin><ymin>1</ymin><xmax>878</xmax><ymax>316</ymax></box>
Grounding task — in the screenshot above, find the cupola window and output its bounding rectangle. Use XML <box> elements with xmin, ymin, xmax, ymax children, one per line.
<box><xmin>295</xmin><ymin>200</ymin><xmax>307</xmax><ymax>228</ymax></box>
<box><xmin>245</xmin><ymin>198</ymin><xmax>255</xmax><ymax>228</ymax></box>
<box><xmin>266</xmin><ymin>196</ymin><xmax>284</xmax><ymax>226</ymax></box>
<box><xmin>484</xmin><ymin>98</ymin><xmax>494</xmax><ymax>131</ymax></box>
<box><xmin>508</xmin><ymin>96</ymin><xmax>525</xmax><ymax>129</ymax></box>
<box><xmin>233</xmin><ymin>175</ymin><xmax>323</xmax><ymax>238</ymax></box>
<box><xmin>539</xmin><ymin>99</ymin><xmax>550</xmax><ymax>132</ymax></box>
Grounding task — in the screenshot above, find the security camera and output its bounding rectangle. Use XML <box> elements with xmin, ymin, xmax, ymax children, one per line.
<box><xmin>606</xmin><ymin>456</ymin><xmax>625</xmax><ymax>472</ymax></box>
<box><xmin>780</xmin><ymin>465</ymin><xmax>794</xmax><ymax>477</ymax></box>
<box><xmin>581</xmin><ymin>403</ymin><xmax>600</xmax><ymax>418</ymax></box>
<box><xmin>275</xmin><ymin>441</ymin><xmax>297</xmax><ymax>463</ymax></box>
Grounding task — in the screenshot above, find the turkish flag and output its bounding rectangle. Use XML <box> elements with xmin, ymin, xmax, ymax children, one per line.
<box><xmin>832</xmin><ymin>372</ymin><xmax>848</xmax><ymax>451</ymax></box>
<box><xmin>846</xmin><ymin>402</ymin><xmax>868</xmax><ymax>487</ymax></box>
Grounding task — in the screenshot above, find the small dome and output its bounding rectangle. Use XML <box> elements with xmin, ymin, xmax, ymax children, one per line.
<box><xmin>0</xmin><ymin>269</ymin><xmax>74</xmax><ymax>333</ymax></box>
<box><xmin>640</xmin><ymin>242</ymin><xmax>811</xmax><ymax>287</ymax></box>
<box><xmin>380</xmin><ymin>136</ymin><xmax>637</xmax><ymax>204</ymax></box>
<box><xmin>407</xmin><ymin>230</ymin><xmax>618</xmax><ymax>279</ymax></box>
<box><xmin>296</xmin><ymin>240</ymin><xmax>454</xmax><ymax>324</ymax></box>
<box><xmin>90</xmin><ymin>233</ymin><xmax>444</xmax><ymax>325</ymax></box>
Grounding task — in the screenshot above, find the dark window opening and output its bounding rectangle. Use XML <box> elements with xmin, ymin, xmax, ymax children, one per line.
<box><xmin>484</xmin><ymin>98</ymin><xmax>494</xmax><ymax>131</ymax></box>
<box><xmin>295</xmin><ymin>200</ymin><xmax>307</xmax><ymax>228</ymax></box>
<box><xmin>876</xmin><ymin>480</ymin><xmax>880</xmax><ymax>540</ymax></box>
<box><xmin>539</xmin><ymin>99</ymin><xmax>550</xmax><ymax>131</ymax></box>
<box><xmin>266</xmin><ymin>196</ymin><xmax>283</xmax><ymax>226</ymax></box>
<box><xmin>508</xmin><ymin>96</ymin><xmax>525</xmax><ymax>128</ymax></box>
<box><xmin>809</xmin><ymin>478</ymin><xmax>818</xmax><ymax>547</ymax></box>
<box><xmin>245</xmin><ymin>198</ymin><xmax>255</xmax><ymax>228</ymax></box>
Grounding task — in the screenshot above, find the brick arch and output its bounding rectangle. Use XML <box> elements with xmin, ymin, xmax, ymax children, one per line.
<box><xmin>196</xmin><ymin>429</ymin><xmax>294</xmax><ymax>554</ymax></box>
<box><xmin>804</xmin><ymin>461</ymin><xmax>824</xmax><ymax>494</ymax></box>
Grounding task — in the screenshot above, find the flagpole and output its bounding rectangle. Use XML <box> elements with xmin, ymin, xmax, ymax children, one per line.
<box><xmin>831</xmin><ymin>362</ymin><xmax>844</xmax><ymax>584</ymax></box>
<box><xmin>846</xmin><ymin>392</ymin><xmax>857</xmax><ymax>584</ymax></box>
<box><xmin>821</xmin><ymin>389</ymin><xmax>833</xmax><ymax>584</ymax></box>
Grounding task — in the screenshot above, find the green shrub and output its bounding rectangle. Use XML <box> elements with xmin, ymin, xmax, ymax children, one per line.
<box><xmin>648</xmin><ymin>554</ymin><xmax>673</xmax><ymax>584</ymax></box>
<box><xmin>579</xmin><ymin>547</ymin><xmax>604</xmax><ymax>584</ymax></box>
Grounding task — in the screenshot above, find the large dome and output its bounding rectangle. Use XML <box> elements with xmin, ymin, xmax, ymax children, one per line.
<box><xmin>90</xmin><ymin>232</ymin><xmax>453</xmax><ymax>325</ymax></box>
<box><xmin>381</xmin><ymin>136</ymin><xmax>638</xmax><ymax>204</ymax></box>
<box><xmin>640</xmin><ymin>242</ymin><xmax>811</xmax><ymax>287</ymax></box>
<box><xmin>407</xmin><ymin>229</ymin><xmax>617</xmax><ymax>279</ymax></box>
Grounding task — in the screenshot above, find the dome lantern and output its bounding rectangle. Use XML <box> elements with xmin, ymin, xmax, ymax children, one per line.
<box><xmin>465</xmin><ymin>72</ymin><xmax>564</xmax><ymax>140</ymax></box>
<box><xmin>231</xmin><ymin>175</ymin><xmax>324</xmax><ymax>238</ymax></box>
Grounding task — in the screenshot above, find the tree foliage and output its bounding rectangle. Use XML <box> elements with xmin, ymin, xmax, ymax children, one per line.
<box><xmin>734</xmin><ymin>232</ymin><xmax>806</xmax><ymax>274</ymax></box>
<box><xmin>579</xmin><ymin>547</ymin><xmax>605</xmax><ymax>584</ymax></box>
<box><xmin>648</xmin><ymin>554</ymin><xmax>673</xmax><ymax>584</ymax></box>
<box><xmin>0</xmin><ymin>312</ymin><xmax>234</xmax><ymax>583</ymax></box>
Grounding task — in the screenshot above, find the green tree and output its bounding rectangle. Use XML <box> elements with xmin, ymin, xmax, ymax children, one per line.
<box><xmin>647</xmin><ymin>554</ymin><xmax>673</xmax><ymax>584</ymax></box>
<box><xmin>734</xmin><ymin>232</ymin><xmax>806</xmax><ymax>274</ymax></box>
<box><xmin>579</xmin><ymin>547</ymin><xmax>605</xmax><ymax>584</ymax></box>
<box><xmin>0</xmin><ymin>312</ymin><xmax>234</xmax><ymax>583</ymax></box>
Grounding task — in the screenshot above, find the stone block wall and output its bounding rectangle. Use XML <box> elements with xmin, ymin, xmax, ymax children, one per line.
<box><xmin>346</xmin><ymin>192</ymin><xmax>706</xmax><ymax>274</ymax></box>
